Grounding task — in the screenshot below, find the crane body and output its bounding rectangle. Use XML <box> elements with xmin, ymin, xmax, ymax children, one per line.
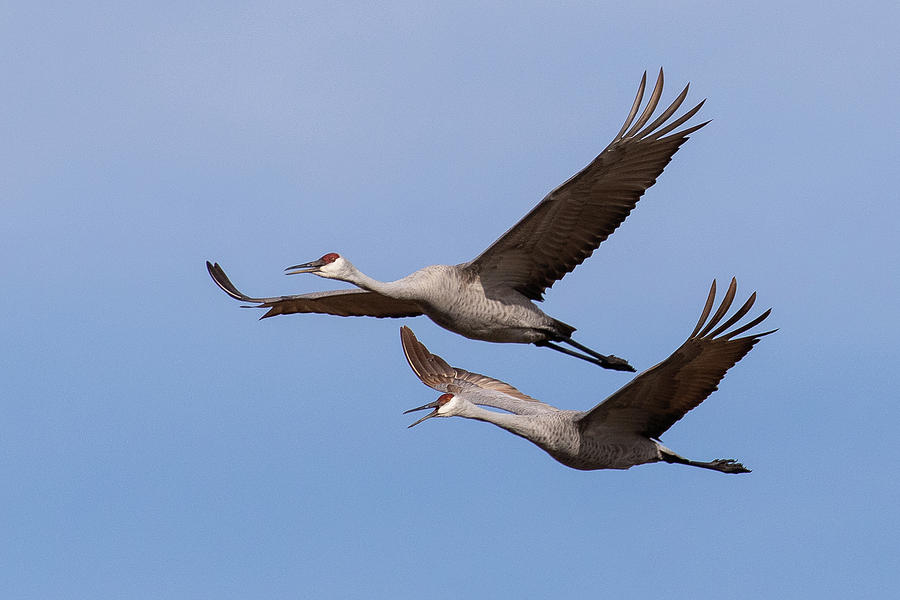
<box><xmin>208</xmin><ymin>68</ymin><xmax>708</xmax><ymax>370</ymax></box>
<box><xmin>302</xmin><ymin>259</ymin><xmax>571</xmax><ymax>344</ymax></box>
<box><xmin>402</xmin><ymin>278</ymin><xmax>775</xmax><ymax>474</ymax></box>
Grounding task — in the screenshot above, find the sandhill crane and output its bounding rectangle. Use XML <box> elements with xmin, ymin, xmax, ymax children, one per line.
<box><xmin>207</xmin><ymin>69</ymin><xmax>708</xmax><ymax>371</ymax></box>
<box><xmin>401</xmin><ymin>278</ymin><xmax>775</xmax><ymax>473</ymax></box>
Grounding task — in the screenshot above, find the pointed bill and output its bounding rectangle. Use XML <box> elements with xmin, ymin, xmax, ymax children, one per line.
<box><xmin>285</xmin><ymin>259</ymin><xmax>326</xmax><ymax>275</ymax></box>
<box><xmin>404</xmin><ymin>400</ymin><xmax>441</xmax><ymax>428</ymax></box>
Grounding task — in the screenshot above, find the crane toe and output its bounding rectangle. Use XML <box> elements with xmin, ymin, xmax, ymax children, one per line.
<box><xmin>711</xmin><ymin>459</ymin><xmax>751</xmax><ymax>474</ymax></box>
<box><xmin>602</xmin><ymin>355</ymin><xmax>636</xmax><ymax>372</ymax></box>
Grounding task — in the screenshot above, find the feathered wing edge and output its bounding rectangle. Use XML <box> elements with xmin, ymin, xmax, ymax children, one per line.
<box><xmin>206</xmin><ymin>261</ymin><xmax>423</xmax><ymax>319</ymax></box>
<box><xmin>399</xmin><ymin>326</ymin><xmax>556</xmax><ymax>415</ymax></box>
<box><xmin>577</xmin><ymin>278</ymin><xmax>776</xmax><ymax>438</ymax></box>
<box><xmin>469</xmin><ymin>68</ymin><xmax>709</xmax><ymax>301</ymax></box>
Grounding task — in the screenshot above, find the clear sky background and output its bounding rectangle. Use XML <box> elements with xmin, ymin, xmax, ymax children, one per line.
<box><xmin>2</xmin><ymin>3</ymin><xmax>898</xmax><ymax>598</ymax></box>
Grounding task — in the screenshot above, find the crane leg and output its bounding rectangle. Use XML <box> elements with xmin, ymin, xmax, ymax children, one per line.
<box><xmin>536</xmin><ymin>340</ymin><xmax>635</xmax><ymax>372</ymax></box>
<box><xmin>559</xmin><ymin>337</ymin><xmax>635</xmax><ymax>372</ymax></box>
<box><xmin>661</xmin><ymin>451</ymin><xmax>751</xmax><ymax>474</ymax></box>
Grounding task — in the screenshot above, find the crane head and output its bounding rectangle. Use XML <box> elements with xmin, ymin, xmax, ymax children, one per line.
<box><xmin>404</xmin><ymin>393</ymin><xmax>458</xmax><ymax>428</ymax></box>
<box><xmin>284</xmin><ymin>252</ymin><xmax>348</xmax><ymax>278</ymax></box>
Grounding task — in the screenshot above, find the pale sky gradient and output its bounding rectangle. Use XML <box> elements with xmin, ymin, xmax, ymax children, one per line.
<box><xmin>2</xmin><ymin>3</ymin><xmax>898</xmax><ymax>598</ymax></box>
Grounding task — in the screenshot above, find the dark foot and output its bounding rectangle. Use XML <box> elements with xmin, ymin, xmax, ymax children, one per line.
<box><xmin>600</xmin><ymin>355</ymin><xmax>636</xmax><ymax>372</ymax></box>
<box><xmin>556</xmin><ymin>337</ymin><xmax>636</xmax><ymax>372</ymax></box>
<box><xmin>709</xmin><ymin>459</ymin><xmax>751</xmax><ymax>474</ymax></box>
<box><xmin>537</xmin><ymin>340</ymin><xmax>636</xmax><ymax>372</ymax></box>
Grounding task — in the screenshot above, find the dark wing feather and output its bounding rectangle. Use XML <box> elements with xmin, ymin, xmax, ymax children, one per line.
<box><xmin>400</xmin><ymin>326</ymin><xmax>556</xmax><ymax>415</ymax></box>
<box><xmin>577</xmin><ymin>279</ymin><xmax>775</xmax><ymax>439</ymax></box>
<box><xmin>207</xmin><ymin>261</ymin><xmax>423</xmax><ymax>319</ymax></box>
<box><xmin>468</xmin><ymin>69</ymin><xmax>709</xmax><ymax>301</ymax></box>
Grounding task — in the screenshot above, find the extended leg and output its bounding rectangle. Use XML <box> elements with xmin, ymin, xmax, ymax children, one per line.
<box><xmin>661</xmin><ymin>450</ymin><xmax>751</xmax><ymax>474</ymax></box>
<box><xmin>559</xmin><ymin>337</ymin><xmax>635</xmax><ymax>372</ymax></box>
<box><xmin>536</xmin><ymin>340</ymin><xmax>635</xmax><ymax>371</ymax></box>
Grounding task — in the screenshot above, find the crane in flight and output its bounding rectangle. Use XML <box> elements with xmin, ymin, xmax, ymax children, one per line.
<box><xmin>402</xmin><ymin>278</ymin><xmax>774</xmax><ymax>473</ymax></box>
<box><xmin>207</xmin><ymin>69</ymin><xmax>708</xmax><ymax>370</ymax></box>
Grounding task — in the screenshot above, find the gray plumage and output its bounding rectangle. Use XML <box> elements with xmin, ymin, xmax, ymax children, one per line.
<box><xmin>207</xmin><ymin>69</ymin><xmax>708</xmax><ymax>371</ymax></box>
<box><xmin>402</xmin><ymin>278</ymin><xmax>775</xmax><ymax>473</ymax></box>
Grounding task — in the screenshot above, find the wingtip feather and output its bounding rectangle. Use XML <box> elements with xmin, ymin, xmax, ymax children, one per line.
<box><xmin>688</xmin><ymin>279</ymin><xmax>718</xmax><ymax>339</ymax></box>
<box><xmin>207</xmin><ymin>261</ymin><xmax>256</xmax><ymax>302</ymax></box>
<box><xmin>614</xmin><ymin>70</ymin><xmax>649</xmax><ymax>141</ymax></box>
<box><xmin>698</xmin><ymin>278</ymin><xmax>738</xmax><ymax>338</ymax></box>
<box><xmin>624</xmin><ymin>68</ymin><xmax>665</xmax><ymax>139</ymax></box>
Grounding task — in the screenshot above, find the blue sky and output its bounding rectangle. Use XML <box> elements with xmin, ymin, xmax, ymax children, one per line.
<box><xmin>2</xmin><ymin>2</ymin><xmax>898</xmax><ymax>598</ymax></box>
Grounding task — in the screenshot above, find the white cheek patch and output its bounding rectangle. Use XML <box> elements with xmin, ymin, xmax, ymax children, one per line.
<box><xmin>437</xmin><ymin>396</ymin><xmax>457</xmax><ymax>415</ymax></box>
<box><xmin>323</xmin><ymin>258</ymin><xmax>344</xmax><ymax>273</ymax></box>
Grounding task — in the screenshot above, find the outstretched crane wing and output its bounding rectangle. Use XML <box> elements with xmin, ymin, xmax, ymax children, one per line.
<box><xmin>577</xmin><ymin>279</ymin><xmax>775</xmax><ymax>439</ymax></box>
<box><xmin>400</xmin><ymin>326</ymin><xmax>556</xmax><ymax>415</ymax></box>
<box><xmin>469</xmin><ymin>69</ymin><xmax>708</xmax><ymax>301</ymax></box>
<box><xmin>207</xmin><ymin>262</ymin><xmax>424</xmax><ymax>319</ymax></box>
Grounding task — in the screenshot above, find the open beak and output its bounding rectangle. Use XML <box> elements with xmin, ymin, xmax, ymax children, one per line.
<box><xmin>403</xmin><ymin>400</ymin><xmax>440</xmax><ymax>428</ymax></box>
<box><xmin>285</xmin><ymin>259</ymin><xmax>325</xmax><ymax>276</ymax></box>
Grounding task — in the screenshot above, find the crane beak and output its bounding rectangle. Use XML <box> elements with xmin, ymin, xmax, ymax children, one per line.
<box><xmin>284</xmin><ymin>259</ymin><xmax>325</xmax><ymax>275</ymax></box>
<box><xmin>404</xmin><ymin>400</ymin><xmax>440</xmax><ymax>428</ymax></box>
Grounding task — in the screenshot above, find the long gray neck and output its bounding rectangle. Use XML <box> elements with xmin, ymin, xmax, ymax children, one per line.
<box><xmin>459</xmin><ymin>404</ymin><xmax>540</xmax><ymax>441</ymax></box>
<box><xmin>338</xmin><ymin>262</ymin><xmax>420</xmax><ymax>300</ymax></box>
